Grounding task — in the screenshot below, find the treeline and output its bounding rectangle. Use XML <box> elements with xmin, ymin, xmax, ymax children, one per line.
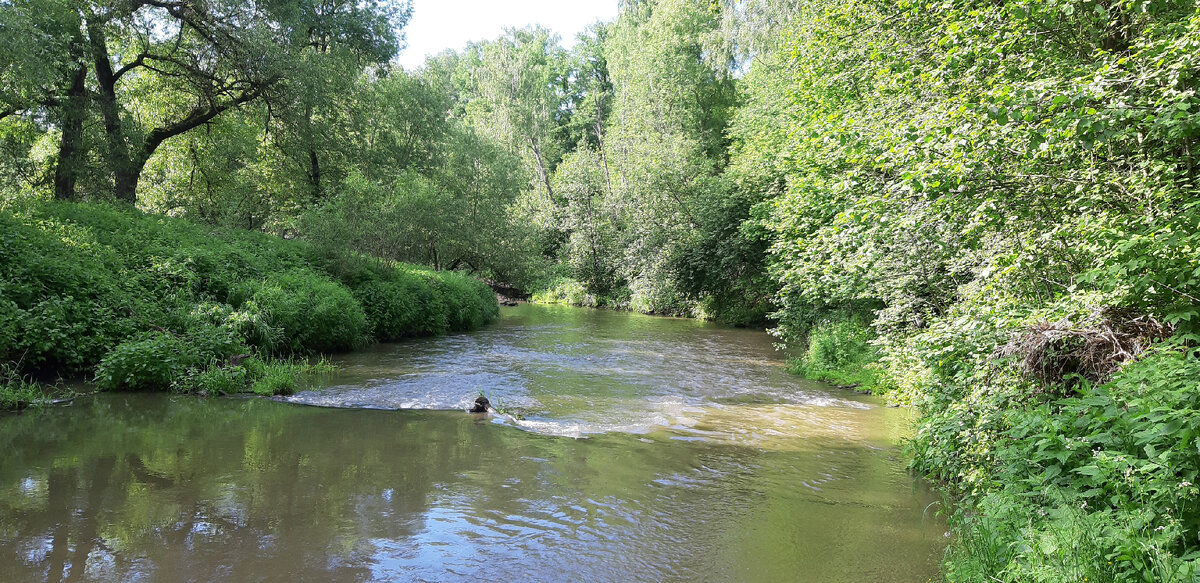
<box><xmin>0</xmin><ymin>0</ymin><xmax>770</xmax><ymax>323</ymax></box>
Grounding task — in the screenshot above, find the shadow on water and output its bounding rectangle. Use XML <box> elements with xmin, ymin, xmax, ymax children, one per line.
<box><xmin>0</xmin><ymin>304</ymin><xmax>946</xmax><ymax>582</ymax></box>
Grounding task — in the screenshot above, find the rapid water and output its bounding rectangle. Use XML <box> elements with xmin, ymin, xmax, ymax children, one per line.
<box><xmin>0</xmin><ymin>304</ymin><xmax>945</xmax><ymax>582</ymax></box>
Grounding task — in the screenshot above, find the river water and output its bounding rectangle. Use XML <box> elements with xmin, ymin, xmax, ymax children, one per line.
<box><xmin>0</xmin><ymin>304</ymin><xmax>945</xmax><ymax>582</ymax></box>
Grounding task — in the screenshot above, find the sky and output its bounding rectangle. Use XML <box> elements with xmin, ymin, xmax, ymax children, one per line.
<box><xmin>396</xmin><ymin>0</ymin><xmax>620</xmax><ymax>69</ymax></box>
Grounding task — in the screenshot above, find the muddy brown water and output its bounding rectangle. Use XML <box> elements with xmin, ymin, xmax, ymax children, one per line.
<box><xmin>0</xmin><ymin>304</ymin><xmax>945</xmax><ymax>582</ymax></box>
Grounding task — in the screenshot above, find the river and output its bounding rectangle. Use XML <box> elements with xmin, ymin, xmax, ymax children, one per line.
<box><xmin>0</xmin><ymin>304</ymin><xmax>945</xmax><ymax>582</ymax></box>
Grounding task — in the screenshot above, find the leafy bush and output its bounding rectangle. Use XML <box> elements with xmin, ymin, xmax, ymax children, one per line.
<box><xmin>788</xmin><ymin>318</ymin><xmax>880</xmax><ymax>389</ymax></box>
<box><xmin>934</xmin><ymin>350</ymin><xmax>1200</xmax><ymax>582</ymax></box>
<box><xmin>435</xmin><ymin>270</ymin><xmax>500</xmax><ymax>332</ymax></box>
<box><xmin>2</xmin><ymin>200</ymin><xmax>497</xmax><ymax>399</ymax></box>
<box><xmin>95</xmin><ymin>332</ymin><xmax>195</xmax><ymax>391</ymax></box>
<box><xmin>230</xmin><ymin>270</ymin><xmax>368</xmax><ymax>354</ymax></box>
<box><xmin>532</xmin><ymin>277</ymin><xmax>595</xmax><ymax>307</ymax></box>
<box><xmin>353</xmin><ymin>277</ymin><xmax>424</xmax><ymax>340</ymax></box>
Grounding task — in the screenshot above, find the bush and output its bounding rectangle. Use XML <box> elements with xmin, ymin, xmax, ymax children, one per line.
<box><xmin>435</xmin><ymin>270</ymin><xmax>500</xmax><ymax>331</ymax></box>
<box><xmin>532</xmin><ymin>277</ymin><xmax>593</xmax><ymax>307</ymax></box>
<box><xmin>933</xmin><ymin>349</ymin><xmax>1200</xmax><ymax>583</ymax></box>
<box><xmin>353</xmin><ymin>277</ymin><xmax>423</xmax><ymax>341</ymax></box>
<box><xmin>95</xmin><ymin>332</ymin><xmax>195</xmax><ymax>391</ymax></box>
<box><xmin>788</xmin><ymin>318</ymin><xmax>880</xmax><ymax>389</ymax></box>
<box><xmin>231</xmin><ymin>269</ymin><xmax>368</xmax><ymax>354</ymax></box>
<box><xmin>2</xmin><ymin>200</ymin><xmax>497</xmax><ymax>396</ymax></box>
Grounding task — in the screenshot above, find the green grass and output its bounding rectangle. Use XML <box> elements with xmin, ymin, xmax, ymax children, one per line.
<box><xmin>0</xmin><ymin>366</ymin><xmax>73</xmax><ymax>410</ymax></box>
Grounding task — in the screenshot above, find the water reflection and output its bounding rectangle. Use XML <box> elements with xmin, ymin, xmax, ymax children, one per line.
<box><xmin>0</xmin><ymin>305</ymin><xmax>944</xmax><ymax>582</ymax></box>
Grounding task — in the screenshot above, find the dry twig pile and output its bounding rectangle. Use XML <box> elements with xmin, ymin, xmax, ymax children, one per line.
<box><xmin>998</xmin><ymin>307</ymin><xmax>1174</xmax><ymax>392</ymax></box>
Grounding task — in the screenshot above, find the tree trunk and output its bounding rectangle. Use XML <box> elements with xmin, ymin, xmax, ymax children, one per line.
<box><xmin>308</xmin><ymin>149</ymin><xmax>322</xmax><ymax>200</ymax></box>
<box><xmin>528</xmin><ymin>137</ymin><xmax>555</xmax><ymax>201</ymax></box>
<box><xmin>83</xmin><ymin>14</ymin><xmax>275</xmax><ymax>203</ymax></box>
<box><xmin>86</xmin><ymin>17</ymin><xmax>137</xmax><ymax>202</ymax></box>
<box><xmin>53</xmin><ymin>63</ymin><xmax>88</xmax><ymax>200</ymax></box>
<box><xmin>595</xmin><ymin>113</ymin><xmax>613</xmax><ymax>194</ymax></box>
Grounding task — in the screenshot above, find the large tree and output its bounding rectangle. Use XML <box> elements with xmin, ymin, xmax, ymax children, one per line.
<box><xmin>79</xmin><ymin>0</ymin><xmax>292</xmax><ymax>202</ymax></box>
<box><xmin>263</xmin><ymin>0</ymin><xmax>411</xmax><ymax>202</ymax></box>
<box><xmin>1</xmin><ymin>0</ymin><xmax>409</xmax><ymax>203</ymax></box>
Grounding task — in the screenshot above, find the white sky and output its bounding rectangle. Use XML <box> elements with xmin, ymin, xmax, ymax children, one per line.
<box><xmin>396</xmin><ymin>0</ymin><xmax>620</xmax><ymax>69</ymax></box>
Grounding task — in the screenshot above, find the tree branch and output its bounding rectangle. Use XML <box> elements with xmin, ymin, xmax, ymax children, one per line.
<box><xmin>141</xmin><ymin>80</ymin><xmax>277</xmax><ymax>156</ymax></box>
<box><xmin>112</xmin><ymin>53</ymin><xmax>148</xmax><ymax>83</ymax></box>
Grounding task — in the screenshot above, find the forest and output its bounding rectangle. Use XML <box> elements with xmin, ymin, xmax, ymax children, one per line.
<box><xmin>2</xmin><ymin>0</ymin><xmax>1199</xmax><ymax>581</ymax></box>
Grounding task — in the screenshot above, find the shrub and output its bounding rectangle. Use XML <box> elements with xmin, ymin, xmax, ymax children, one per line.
<box><xmin>532</xmin><ymin>277</ymin><xmax>593</xmax><ymax>307</ymax></box>
<box><xmin>435</xmin><ymin>271</ymin><xmax>499</xmax><ymax>332</ymax></box>
<box><xmin>353</xmin><ymin>276</ymin><xmax>423</xmax><ymax>341</ymax></box>
<box><xmin>94</xmin><ymin>319</ymin><xmax>247</xmax><ymax>392</ymax></box>
<box><xmin>95</xmin><ymin>332</ymin><xmax>195</xmax><ymax>391</ymax></box>
<box><xmin>2</xmin><ymin>200</ymin><xmax>496</xmax><ymax>394</ymax></box>
<box><xmin>231</xmin><ymin>269</ymin><xmax>368</xmax><ymax>354</ymax></box>
<box><xmin>789</xmin><ymin>318</ymin><xmax>880</xmax><ymax>389</ymax></box>
<box><xmin>934</xmin><ymin>349</ymin><xmax>1200</xmax><ymax>583</ymax></box>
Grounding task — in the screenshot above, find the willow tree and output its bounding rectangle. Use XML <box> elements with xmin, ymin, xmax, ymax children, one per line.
<box><xmin>0</xmin><ymin>0</ymin><xmax>85</xmax><ymax>199</ymax></box>
<box><xmin>601</xmin><ymin>0</ymin><xmax>738</xmax><ymax>314</ymax></box>
<box><xmin>76</xmin><ymin>1</ymin><xmax>298</xmax><ymax>202</ymax></box>
<box><xmin>262</xmin><ymin>0</ymin><xmax>411</xmax><ymax>202</ymax></box>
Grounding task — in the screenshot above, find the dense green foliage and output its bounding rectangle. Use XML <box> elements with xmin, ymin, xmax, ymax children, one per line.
<box><xmin>787</xmin><ymin>319</ymin><xmax>880</xmax><ymax>388</ymax></box>
<box><xmin>730</xmin><ymin>0</ymin><xmax>1200</xmax><ymax>580</ymax></box>
<box><xmin>0</xmin><ymin>201</ymin><xmax>497</xmax><ymax>400</ymax></box>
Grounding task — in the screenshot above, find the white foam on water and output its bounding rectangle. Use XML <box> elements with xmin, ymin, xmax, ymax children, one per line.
<box><xmin>483</xmin><ymin>396</ymin><xmax>706</xmax><ymax>438</ymax></box>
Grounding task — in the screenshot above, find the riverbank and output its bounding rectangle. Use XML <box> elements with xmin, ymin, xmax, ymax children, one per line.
<box><xmin>800</xmin><ymin>308</ymin><xmax>1200</xmax><ymax>582</ymax></box>
<box><xmin>526</xmin><ymin>289</ymin><xmax>1200</xmax><ymax>581</ymax></box>
<box><xmin>529</xmin><ymin>276</ymin><xmax>770</xmax><ymax>328</ymax></box>
<box><xmin>0</xmin><ymin>201</ymin><xmax>498</xmax><ymax>409</ymax></box>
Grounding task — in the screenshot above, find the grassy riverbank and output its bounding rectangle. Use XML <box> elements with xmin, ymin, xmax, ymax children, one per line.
<box><xmin>0</xmin><ymin>201</ymin><xmax>498</xmax><ymax>407</ymax></box>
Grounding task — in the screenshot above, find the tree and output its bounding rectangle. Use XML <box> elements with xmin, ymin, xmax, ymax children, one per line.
<box><xmin>79</xmin><ymin>1</ymin><xmax>294</xmax><ymax>202</ymax></box>
<box><xmin>467</xmin><ymin>27</ymin><xmax>570</xmax><ymax>204</ymax></box>
<box><xmin>0</xmin><ymin>0</ymin><xmax>87</xmax><ymax>199</ymax></box>
<box><xmin>2</xmin><ymin>0</ymin><xmax>410</xmax><ymax>203</ymax></box>
<box><xmin>262</xmin><ymin>0</ymin><xmax>412</xmax><ymax>202</ymax></box>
